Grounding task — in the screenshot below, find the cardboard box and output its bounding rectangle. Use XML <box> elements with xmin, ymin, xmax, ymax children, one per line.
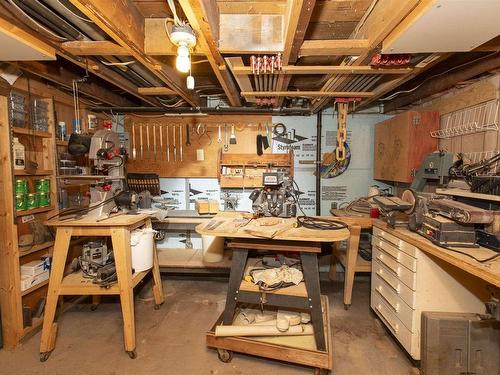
<box><xmin>20</xmin><ymin>270</ymin><xmax>49</xmax><ymax>292</ymax></box>
<box><xmin>21</xmin><ymin>256</ymin><xmax>50</xmax><ymax>276</ymax></box>
<box><xmin>196</xmin><ymin>199</ymin><xmax>219</xmax><ymax>214</ymax></box>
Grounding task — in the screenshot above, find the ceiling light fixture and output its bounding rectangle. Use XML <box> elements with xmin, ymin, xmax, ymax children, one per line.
<box><xmin>170</xmin><ymin>24</ymin><xmax>196</xmax><ymax>74</ymax></box>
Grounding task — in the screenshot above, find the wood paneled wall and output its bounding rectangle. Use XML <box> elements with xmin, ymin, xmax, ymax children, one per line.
<box><xmin>125</xmin><ymin>114</ymin><xmax>273</xmax><ymax>177</ymax></box>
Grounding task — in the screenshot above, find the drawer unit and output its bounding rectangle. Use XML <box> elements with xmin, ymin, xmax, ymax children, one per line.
<box><xmin>373</xmin><ymin>227</ymin><xmax>417</xmax><ymax>257</ymax></box>
<box><xmin>372</xmin><ymin>246</ymin><xmax>416</xmax><ymax>290</ymax></box>
<box><xmin>371</xmin><ymin>224</ymin><xmax>486</xmax><ymax>360</ymax></box>
<box><xmin>373</xmin><ymin>236</ymin><xmax>417</xmax><ymax>272</ymax></box>
<box><xmin>371</xmin><ymin>291</ymin><xmax>415</xmax><ymax>355</ymax></box>
<box><xmin>372</xmin><ymin>259</ymin><xmax>416</xmax><ymax>308</ymax></box>
<box><xmin>372</xmin><ymin>272</ymin><xmax>416</xmax><ymax>332</ymax></box>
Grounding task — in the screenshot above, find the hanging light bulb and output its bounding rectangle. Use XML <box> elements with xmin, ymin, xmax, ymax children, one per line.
<box><xmin>176</xmin><ymin>43</ymin><xmax>191</xmax><ymax>73</ymax></box>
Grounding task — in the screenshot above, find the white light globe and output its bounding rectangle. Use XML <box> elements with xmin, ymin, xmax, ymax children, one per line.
<box><xmin>176</xmin><ymin>54</ymin><xmax>190</xmax><ymax>73</ymax></box>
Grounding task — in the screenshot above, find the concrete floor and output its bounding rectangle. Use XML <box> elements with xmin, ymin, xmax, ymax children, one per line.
<box><xmin>0</xmin><ymin>275</ymin><xmax>416</xmax><ymax>375</ymax></box>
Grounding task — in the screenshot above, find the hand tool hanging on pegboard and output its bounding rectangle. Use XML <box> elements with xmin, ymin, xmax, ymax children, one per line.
<box><xmin>179</xmin><ymin>124</ymin><xmax>183</xmax><ymax>162</ymax></box>
<box><xmin>132</xmin><ymin>123</ymin><xmax>136</xmax><ymax>160</ymax></box>
<box><xmin>146</xmin><ymin>123</ymin><xmax>150</xmax><ymax>159</ymax></box>
<box><xmin>153</xmin><ymin>123</ymin><xmax>157</xmax><ymax>160</ymax></box>
<box><xmin>139</xmin><ymin>123</ymin><xmax>143</xmax><ymax>159</ymax></box>
<box><xmin>159</xmin><ymin>125</ymin><xmax>163</xmax><ymax>160</ymax></box>
<box><xmin>166</xmin><ymin>124</ymin><xmax>170</xmax><ymax>162</ymax></box>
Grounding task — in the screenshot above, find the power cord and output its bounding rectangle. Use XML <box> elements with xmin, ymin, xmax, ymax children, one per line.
<box><xmin>296</xmin><ymin>216</ymin><xmax>348</xmax><ymax>230</ymax></box>
<box><xmin>439</xmin><ymin>244</ymin><xmax>500</xmax><ymax>263</ymax></box>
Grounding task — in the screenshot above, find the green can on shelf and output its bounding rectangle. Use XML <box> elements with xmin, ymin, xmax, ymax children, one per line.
<box><xmin>35</xmin><ymin>178</ymin><xmax>50</xmax><ymax>193</ymax></box>
<box><xmin>15</xmin><ymin>194</ymin><xmax>27</xmax><ymax>211</ymax></box>
<box><xmin>26</xmin><ymin>193</ymin><xmax>38</xmax><ymax>210</ymax></box>
<box><xmin>38</xmin><ymin>192</ymin><xmax>50</xmax><ymax>207</ymax></box>
<box><xmin>15</xmin><ymin>179</ymin><xmax>28</xmax><ymax>194</ymax></box>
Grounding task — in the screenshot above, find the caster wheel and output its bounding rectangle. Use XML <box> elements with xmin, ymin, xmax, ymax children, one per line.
<box><xmin>314</xmin><ymin>368</ymin><xmax>330</xmax><ymax>375</ymax></box>
<box><xmin>217</xmin><ymin>349</ymin><xmax>233</xmax><ymax>363</ymax></box>
<box><xmin>344</xmin><ymin>304</ymin><xmax>351</xmax><ymax>310</ymax></box>
<box><xmin>40</xmin><ymin>352</ymin><xmax>50</xmax><ymax>362</ymax></box>
<box><xmin>90</xmin><ymin>305</ymin><xmax>98</xmax><ymax>311</ymax></box>
<box><xmin>126</xmin><ymin>350</ymin><xmax>137</xmax><ymax>359</ymax></box>
<box><xmin>154</xmin><ymin>303</ymin><xmax>162</xmax><ymax>310</ymax></box>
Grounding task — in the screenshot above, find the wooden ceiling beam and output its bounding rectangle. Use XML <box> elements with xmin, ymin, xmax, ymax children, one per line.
<box><xmin>242</xmin><ymin>91</ymin><xmax>374</xmax><ymax>97</ymax></box>
<box><xmin>225</xmin><ymin>57</ymin><xmax>256</xmax><ymax>102</ymax></box>
<box><xmin>61</xmin><ymin>41</ymin><xmax>130</xmax><ymax>56</ymax></box>
<box><xmin>275</xmin><ymin>0</ymin><xmax>316</xmax><ymax>106</ymax></box>
<box><xmin>137</xmin><ymin>87</ymin><xmax>177</xmax><ymax>96</ymax></box>
<box><xmin>382</xmin><ymin>53</ymin><xmax>500</xmax><ymax>113</ymax></box>
<box><xmin>311</xmin><ymin>0</ymin><xmax>421</xmax><ymax>112</ymax></box>
<box><xmin>299</xmin><ymin>39</ymin><xmax>369</xmax><ymax>57</ymax></box>
<box><xmin>232</xmin><ymin>65</ymin><xmax>413</xmax><ymax>75</ymax></box>
<box><xmin>16</xmin><ymin>61</ymin><xmax>135</xmax><ymax>107</ymax></box>
<box><xmin>178</xmin><ymin>0</ymin><xmax>241</xmax><ymax>106</ymax></box>
<box><xmin>218</xmin><ymin>1</ymin><xmax>286</xmax><ymax>15</ymax></box>
<box><xmin>69</xmin><ymin>0</ymin><xmax>200</xmax><ymax>106</ymax></box>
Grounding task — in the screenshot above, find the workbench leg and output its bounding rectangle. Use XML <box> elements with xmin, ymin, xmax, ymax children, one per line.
<box><xmin>223</xmin><ymin>249</ymin><xmax>248</xmax><ymax>325</ymax></box>
<box><xmin>39</xmin><ymin>228</ymin><xmax>72</xmax><ymax>358</ymax></box>
<box><xmin>301</xmin><ymin>252</ymin><xmax>326</xmax><ymax>352</ymax></box>
<box><xmin>329</xmin><ymin>243</ymin><xmax>339</xmax><ymax>281</ymax></box>
<box><xmin>145</xmin><ymin>219</ymin><xmax>164</xmax><ymax>308</ymax></box>
<box><xmin>112</xmin><ymin>228</ymin><xmax>136</xmax><ymax>357</ymax></box>
<box><xmin>343</xmin><ymin>225</ymin><xmax>361</xmax><ymax>309</ymax></box>
<box><xmin>91</xmin><ymin>296</ymin><xmax>101</xmax><ymax>311</ymax></box>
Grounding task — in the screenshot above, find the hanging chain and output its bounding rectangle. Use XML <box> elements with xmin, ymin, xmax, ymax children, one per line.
<box><xmin>336</xmin><ymin>102</ymin><xmax>348</xmax><ymax>161</ymax></box>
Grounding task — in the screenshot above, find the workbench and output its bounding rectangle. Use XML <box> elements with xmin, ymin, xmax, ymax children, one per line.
<box><xmin>371</xmin><ymin>219</ymin><xmax>499</xmax><ymax>359</ymax></box>
<box><xmin>39</xmin><ymin>214</ymin><xmax>164</xmax><ymax>361</ymax></box>
<box><xmin>196</xmin><ymin>215</ymin><xmax>350</xmax><ymax>373</ymax></box>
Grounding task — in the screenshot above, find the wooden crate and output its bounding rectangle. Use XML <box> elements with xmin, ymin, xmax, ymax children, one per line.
<box><xmin>374</xmin><ymin>111</ymin><xmax>438</xmax><ymax>183</ymax></box>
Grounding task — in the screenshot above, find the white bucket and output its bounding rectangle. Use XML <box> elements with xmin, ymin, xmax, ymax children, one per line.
<box><xmin>202</xmin><ymin>235</ymin><xmax>224</xmax><ymax>263</ymax></box>
<box><xmin>130</xmin><ymin>228</ymin><xmax>156</xmax><ymax>272</ymax></box>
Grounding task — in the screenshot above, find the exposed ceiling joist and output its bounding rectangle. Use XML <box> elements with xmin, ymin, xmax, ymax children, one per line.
<box><xmin>69</xmin><ymin>0</ymin><xmax>200</xmax><ymax>106</ymax></box>
<box><xmin>17</xmin><ymin>61</ymin><xmax>135</xmax><ymax>107</ymax></box>
<box><xmin>178</xmin><ymin>0</ymin><xmax>241</xmax><ymax>106</ymax></box>
<box><xmin>274</xmin><ymin>0</ymin><xmax>316</xmax><ymax>106</ymax></box>
<box><xmin>242</xmin><ymin>91</ymin><xmax>374</xmax><ymax>97</ymax></box>
<box><xmin>144</xmin><ymin>18</ymin><xmax>204</xmax><ymax>56</ymax></box>
<box><xmin>61</xmin><ymin>41</ymin><xmax>130</xmax><ymax>56</ymax></box>
<box><xmin>138</xmin><ymin>87</ymin><xmax>177</xmax><ymax>96</ymax></box>
<box><xmin>225</xmin><ymin>57</ymin><xmax>256</xmax><ymax>102</ymax></box>
<box><xmin>218</xmin><ymin>1</ymin><xmax>286</xmax><ymax>15</ymax></box>
<box><xmin>311</xmin><ymin>0</ymin><xmax>421</xmax><ymax>112</ymax></box>
<box><xmin>383</xmin><ymin>52</ymin><xmax>500</xmax><ymax>113</ymax></box>
<box><xmin>299</xmin><ymin>39</ymin><xmax>369</xmax><ymax>57</ymax></box>
<box><xmin>232</xmin><ymin>65</ymin><xmax>413</xmax><ymax>75</ymax></box>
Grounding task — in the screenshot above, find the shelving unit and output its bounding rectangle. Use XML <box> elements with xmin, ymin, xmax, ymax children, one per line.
<box><xmin>218</xmin><ymin>151</ymin><xmax>294</xmax><ymax>188</ymax></box>
<box><xmin>0</xmin><ymin>90</ymin><xmax>58</xmax><ymax>349</ymax></box>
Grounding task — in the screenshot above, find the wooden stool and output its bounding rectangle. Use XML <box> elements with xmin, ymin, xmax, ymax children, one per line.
<box><xmin>39</xmin><ymin>214</ymin><xmax>164</xmax><ymax>361</ymax></box>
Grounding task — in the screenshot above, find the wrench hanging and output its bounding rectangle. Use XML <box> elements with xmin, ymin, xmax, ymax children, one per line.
<box><xmin>224</xmin><ymin>123</ymin><xmax>229</xmax><ymax>152</ymax></box>
<box><xmin>159</xmin><ymin>125</ymin><xmax>163</xmax><ymax>160</ymax></box>
<box><xmin>139</xmin><ymin>124</ymin><xmax>143</xmax><ymax>159</ymax></box>
<box><xmin>153</xmin><ymin>123</ymin><xmax>157</xmax><ymax>160</ymax></box>
<box><xmin>179</xmin><ymin>124</ymin><xmax>183</xmax><ymax>162</ymax></box>
<box><xmin>146</xmin><ymin>123</ymin><xmax>150</xmax><ymax>159</ymax></box>
<box><xmin>132</xmin><ymin>123</ymin><xmax>136</xmax><ymax>160</ymax></box>
<box><xmin>173</xmin><ymin>124</ymin><xmax>177</xmax><ymax>162</ymax></box>
<box><xmin>166</xmin><ymin>124</ymin><xmax>170</xmax><ymax>162</ymax></box>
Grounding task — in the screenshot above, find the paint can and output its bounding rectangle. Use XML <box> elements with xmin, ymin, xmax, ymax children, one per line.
<box><xmin>15</xmin><ymin>179</ymin><xmax>28</xmax><ymax>194</ymax></box>
<box><xmin>35</xmin><ymin>179</ymin><xmax>50</xmax><ymax>193</ymax></box>
<box><xmin>15</xmin><ymin>194</ymin><xmax>27</xmax><ymax>211</ymax></box>
<box><xmin>26</xmin><ymin>193</ymin><xmax>38</xmax><ymax>210</ymax></box>
<box><xmin>38</xmin><ymin>192</ymin><xmax>50</xmax><ymax>207</ymax></box>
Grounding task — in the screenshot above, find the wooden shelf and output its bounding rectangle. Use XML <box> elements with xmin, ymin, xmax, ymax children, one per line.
<box><xmin>19</xmin><ymin>241</ymin><xmax>54</xmax><ymax>257</ymax></box>
<box><xmin>21</xmin><ymin>279</ymin><xmax>49</xmax><ymax>297</ymax></box>
<box><xmin>16</xmin><ymin>206</ymin><xmax>54</xmax><ymax>217</ymax></box>
<box><xmin>14</xmin><ymin>169</ymin><xmax>54</xmax><ymax>176</ymax></box>
<box><xmin>58</xmin><ymin>270</ymin><xmax>148</xmax><ymax>295</ymax></box>
<box><xmin>56</xmin><ymin>140</ymin><xmax>68</xmax><ymax>146</ymax></box>
<box><xmin>12</xmin><ymin>127</ymin><xmax>52</xmax><ymax>138</ymax></box>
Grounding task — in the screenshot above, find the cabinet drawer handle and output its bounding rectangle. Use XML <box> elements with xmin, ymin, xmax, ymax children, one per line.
<box><xmin>376</xmin><ymin>270</ymin><xmax>400</xmax><ymax>294</ymax></box>
<box><xmin>376</xmin><ymin>287</ymin><xmax>400</xmax><ymax>312</ymax></box>
<box><xmin>375</xmin><ymin>304</ymin><xmax>399</xmax><ymax>333</ymax></box>
<box><xmin>376</xmin><ymin>254</ymin><xmax>399</xmax><ymax>276</ymax></box>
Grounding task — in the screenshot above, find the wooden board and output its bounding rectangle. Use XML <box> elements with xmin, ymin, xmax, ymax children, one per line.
<box><xmin>374</xmin><ymin>111</ymin><xmax>439</xmax><ymax>183</ymax></box>
<box><xmin>329</xmin><ymin>209</ymin><xmax>373</xmax><ymax>229</ymax></box>
<box><xmin>157</xmin><ymin>248</ymin><xmax>232</xmax><ymax>269</ymax></box>
<box><xmin>46</xmin><ymin>214</ymin><xmax>150</xmax><ymax>227</ymax></box>
<box><xmin>125</xmin><ymin>114</ymin><xmax>272</xmax><ymax>178</ymax></box>
<box><xmin>373</xmin><ymin>220</ymin><xmax>500</xmax><ymax>288</ymax></box>
<box><xmin>206</xmin><ymin>295</ymin><xmax>333</xmax><ymax>370</ymax></box>
<box><xmin>196</xmin><ymin>215</ymin><xmax>350</xmax><ymax>243</ymax></box>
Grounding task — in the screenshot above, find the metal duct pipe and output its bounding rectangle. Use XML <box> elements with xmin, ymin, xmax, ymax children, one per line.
<box><xmin>41</xmin><ymin>0</ymin><xmax>165</xmax><ymax>88</ymax></box>
<box><xmin>88</xmin><ymin>106</ymin><xmax>312</xmax><ymax>115</ymax></box>
<box><xmin>316</xmin><ymin>111</ymin><xmax>322</xmax><ymax>215</ymax></box>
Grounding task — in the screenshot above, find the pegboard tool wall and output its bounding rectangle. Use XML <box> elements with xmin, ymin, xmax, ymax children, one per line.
<box><xmin>125</xmin><ymin>114</ymin><xmax>272</xmax><ymax>177</ymax></box>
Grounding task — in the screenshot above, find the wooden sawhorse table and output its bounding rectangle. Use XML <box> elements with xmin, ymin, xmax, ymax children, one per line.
<box><xmin>40</xmin><ymin>214</ymin><xmax>164</xmax><ymax>361</ymax></box>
